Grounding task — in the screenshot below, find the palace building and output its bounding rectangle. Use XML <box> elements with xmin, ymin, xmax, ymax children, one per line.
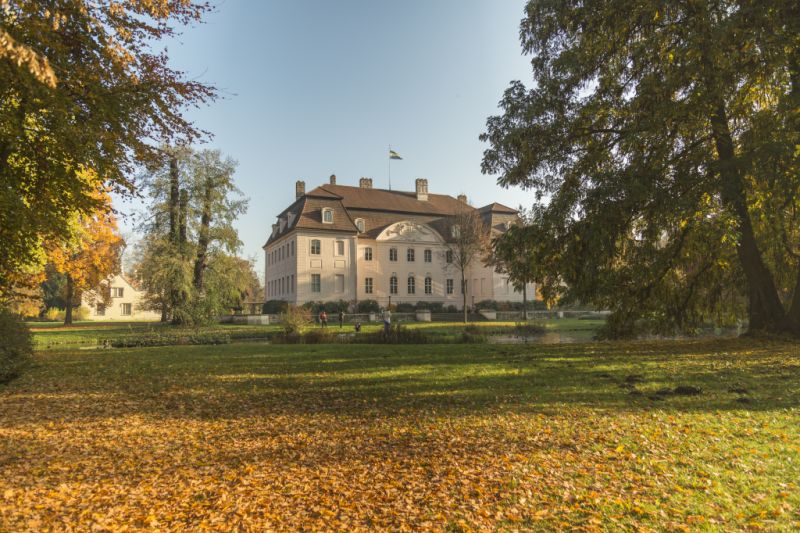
<box><xmin>263</xmin><ymin>175</ymin><xmax>533</xmax><ymax>309</ymax></box>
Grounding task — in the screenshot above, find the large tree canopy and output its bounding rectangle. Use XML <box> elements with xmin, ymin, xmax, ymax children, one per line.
<box><xmin>0</xmin><ymin>0</ymin><xmax>215</xmax><ymax>297</ymax></box>
<box><xmin>481</xmin><ymin>0</ymin><xmax>799</xmax><ymax>337</ymax></box>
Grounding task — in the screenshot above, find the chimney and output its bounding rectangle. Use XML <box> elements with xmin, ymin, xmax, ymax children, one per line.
<box><xmin>415</xmin><ymin>178</ymin><xmax>428</xmax><ymax>201</ymax></box>
<box><xmin>359</xmin><ymin>177</ymin><xmax>373</xmax><ymax>189</ymax></box>
<box><xmin>271</xmin><ymin>223</ymin><xmax>278</xmax><ymax>236</ymax></box>
<box><xmin>457</xmin><ymin>194</ymin><xmax>467</xmax><ymax>203</ymax></box>
<box><xmin>295</xmin><ymin>180</ymin><xmax>305</xmax><ymax>199</ymax></box>
<box><xmin>329</xmin><ymin>174</ymin><xmax>336</xmax><ymax>185</ymax></box>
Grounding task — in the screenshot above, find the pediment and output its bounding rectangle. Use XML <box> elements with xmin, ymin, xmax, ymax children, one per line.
<box><xmin>377</xmin><ymin>221</ymin><xmax>444</xmax><ymax>243</ymax></box>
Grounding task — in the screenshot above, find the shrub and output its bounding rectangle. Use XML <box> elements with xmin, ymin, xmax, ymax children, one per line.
<box><xmin>476</xmin><ymin>300</ymin><xmax>498</xmax><ymax>310</ymax></box>
<box><xmin>302</xmin><ymin>329</ymin><xmax>336</xmax><ymax>344</ymax></box>
<box><xmin>44</xmin><ymin>307</ymin><xmax>63</xmax><ymax>321</ymax></box>
<box><xmin>354</xmin><ymin>324</ymin><xmax>433</xmax><ymax>344</ymax></box>
<box><xmin>444</xmin><ymin>305</ymin><xmax>458</xmax><ymax>313</ymax></box>
<box><xmin>427</xmin><ymin>302</ymin><xmax>445</xmax><ymax>313</ymax></box>
<box><xmin>0</xmin><ymin>309</ymin><xmax>33</xmax><ymax>383</ymax></box>
<box><xmin>105</xmin><ymin>331</ymin><xmax>230</xmax><ymax>348</ymax></box>
<box><xmin>263</xmin><ymin>300</ymin><xmax>289</xmax><ymax>314</ymax></box>
<box><xmin>356</xmin><ymin>299</ymin><xmax>381</xmax><ymax>314</ymax></box>
<box><xmin>395</xmin><ymin>303</ymin><xmax>415</xmax><ymax>313</ymax></box>
<box><xmin>73</xmin><ymin>306</ymin><xmax>90</xmax><ymax>321</ymax></box>
<box><xmin>280</xmin><ymin>305</ymin><xmax>311</xmax><ymax>336</ymax></box>
<box><xmin>323</xmin><ymin>300</ymin><xmax>350</xmax><ymax>314</ymax></box>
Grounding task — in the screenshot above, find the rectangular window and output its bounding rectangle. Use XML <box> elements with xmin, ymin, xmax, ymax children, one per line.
<box><xmin>335</xmin><ymin>274</ymin><xmax>344</xmax><ymax>293</ymax></box>
<box><xmin>390</xmin><ymin>276</ymin><xmax>398</xmax><ymax>295</ymax></box>
<box><xmin>121</xmin><ymin>303</ymin><xmax>132</xmax><ymax>316</ymax></box>
<box><xmin>323</xmin><ymin>208</ymin><xmax>333</xmax><ymax>223</ymax></box>
<box><xmin>310</xmin><ymin>239</ymin><xmax>321</xmax><ymax>255</ymax></box>
<box><xmin>424</xmin><ymin>249</ymin><xmax>432</xmax><ymax>262</ymax></box>
<box><xmin>364</xmin><ymin>247</ymin><xmax>373</xmax><ymax>261</ymax></box>
<box><xmin>365</xmin><ymin>277</ymin><xmax>373</xmax><ymax>294</ymax></box>
<box><xmin>311</xmin><ymin>273</ymin><xmax>321</xmax><ymax>292</ymax></box>
<box><xmin>291</xmin><ymin>240</ymin><xmax>295</xmax><ymax>256</ymax></box>
<box><xmin>407</xmin><ymin>276</ymin><xmax>415</xmax><ymax>294</ymax></box>
<box><xmin>112</xmin><ymin>287</ymin><xmax>124</xmax><ymax>298</ymax></box>
<box><xmin>425</xmin><ymin>277</ymin><xmax>432</xmax><ymax>295</ymax></box>
<box><xmin>446</xmin><ymin>250</ymin><xmax>453</xmax><ymax>263</ymax></box>
<box><xmin>407</xmin><ymin>248</ymin><xmax>415</xmax><ymax>262</ymax></box>
<box><xmin>446</xmin><ymin>279</ymin><xmax>454</xmax><ymax>294</ymax></box>
<box><xmin>389</xmin><ymin>248</ymin><xmax>397</xmax><ymax>261</ymax></box>
<box><xmin>96</xmin><ymin>304</ymin><xmax>105</xmax><ymax>316</ymax></box>
<box><xmin>336</xmin><ymin>240</ymin><xmax>345</xmax><ymax>256</ymax></box>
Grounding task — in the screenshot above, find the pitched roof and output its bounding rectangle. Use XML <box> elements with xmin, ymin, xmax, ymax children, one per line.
<box><xmin>477</xmin><ymin>202</ymin><xmax>517</xmax><ymax>214</ymax></box>
<box><xmin>309</xmin><ymin>184</ymin><xmax>472</xmax><ymax>216</ymax></box>
<box><xmin>265</xmin><ymin>195</ymin><xmax>358</xmax><ymax>246</ymax></box>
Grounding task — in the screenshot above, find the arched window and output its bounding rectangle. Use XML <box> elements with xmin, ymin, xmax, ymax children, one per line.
<box><xmin>322</xmin><ymin>208</ymin><xmax>333</xmax><ymax>224</ymax></box>
<box><xmin>407</xmin><ymin>276</ymin><xmax>415</xmax><ymax>294</ymax></box>
<box><xmin>389</xmin><ymin>276</ymin><xmax>398</xmax><ymax>294</ymax></box>
<box><xmin>355</xmin><ymin>218</ymin><xmax>365</xmax><ymax>232</ymax></box>
<box><xmin>425</xmin><ymin>277</ymin><xmax>432</xmax><ymax>294</ymax></box>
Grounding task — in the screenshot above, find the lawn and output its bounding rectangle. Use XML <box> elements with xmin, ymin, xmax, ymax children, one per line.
<box><xmin>1</xmin><ymin>338</ymin><xmax>798</xmax><ymax>530</ymax></box>
<box><xmin>27</xmin><ymin>318</ymin><xmax>605</xmax><ymax>349</ymax></box>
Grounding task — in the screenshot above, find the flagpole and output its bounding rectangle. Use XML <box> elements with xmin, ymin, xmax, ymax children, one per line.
<box><xmin>388</xmin><ymin>144</ymin><xmax>392</xmax><ymax>190</ymax></box>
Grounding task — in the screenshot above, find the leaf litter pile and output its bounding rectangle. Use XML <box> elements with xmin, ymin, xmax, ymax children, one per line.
<box><xmin>1</xmin><ymin>339</ymin><xmax>798</xmax><ymax>530</ymax></box>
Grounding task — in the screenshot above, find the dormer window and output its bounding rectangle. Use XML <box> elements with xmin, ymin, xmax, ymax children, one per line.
<box><xmin>355</xmin><ymin>218</ymin><xmax>365</xmax><ymax>232</ymax></box>
<box><xmin>279</xmin><ymin>217</ymin><xmax>286</xmax><ymax>231</ymax></box>
<box><xmin>322</xmin><ymin>208</ymin><xmax>334</xmax><ymax>224</ymax></box>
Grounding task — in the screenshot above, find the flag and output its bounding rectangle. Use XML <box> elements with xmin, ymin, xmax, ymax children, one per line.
<box><xmin>389</xmin><ymin>149</ymin><xmax>403</xmax><ymax>160</ymax></box>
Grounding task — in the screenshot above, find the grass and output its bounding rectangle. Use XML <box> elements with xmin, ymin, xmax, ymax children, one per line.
<box><xmin>1</xmin><ymin>338</ymin><xmax>798</xmax><ymax>530</ymax></box>
<box><xmin>28</xmin><ymin>318</ymin><xmax>605</xmax><ymax>349</ymax></box>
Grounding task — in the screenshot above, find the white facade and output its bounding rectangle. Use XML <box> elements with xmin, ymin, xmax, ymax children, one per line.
<box><xmin>265</xmin><ymin>219</ymin><xmax>533</xmax><ymax>309</ymax></box>
<box><xmin>81</xmin><ymin>274</ymin><xmax>162</xmax><ymax>321</ymax></box>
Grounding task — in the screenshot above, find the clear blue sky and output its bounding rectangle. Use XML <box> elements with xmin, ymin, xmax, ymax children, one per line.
<box><xmin>117</xmin><ymin>0</ymin><xmax>533</xmax><ymax>276</ymax></box>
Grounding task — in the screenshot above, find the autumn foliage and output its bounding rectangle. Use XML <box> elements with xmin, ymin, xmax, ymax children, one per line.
<box><xmin>1</xmin><ymin>339</ymin><xmax>798</xmax><ymax>530</ymax></box>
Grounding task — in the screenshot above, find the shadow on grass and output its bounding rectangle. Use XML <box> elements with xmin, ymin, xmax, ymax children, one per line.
<box><xmin>2</xmin><ymin>338</ymin><xmax>798</xmax><ymax>425</ymax></box>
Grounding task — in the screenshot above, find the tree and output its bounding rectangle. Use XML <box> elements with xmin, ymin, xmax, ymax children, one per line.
<box><xmin>0</xmin><ymin>1</ymin><xmax>215</xmax><ymax>298</ymax></box>
<box><xmin>47</xmin><ymin>194</ymin><xmax>124</xmax><ymax>325</ymax></box>
<box><xmin>186</xmin><ymin>150</ymin><xmax>244</xmax><ymax>291</ymax></box>
<box><xmin>489</xmin><ymin>216</ymin><xmax>538</xmax><ymax>320</ymax></box>
<box><xmin>134</xmin><ymin>147</ymin><xmax>248</xmax><ymax>325</ymax></box>
<box><xmin>481</xmin><ymin>0</ymin><xmax>800</xmax><ymax>337</ymax></box>
<box><xmin>445</xmin><ymin>204</ymin><xmax>488</xmax><ymax>323</ymax></box>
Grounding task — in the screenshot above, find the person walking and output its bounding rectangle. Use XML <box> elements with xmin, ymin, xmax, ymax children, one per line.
<box><xmin>338</xmin><ymin>309</ymin><xmax>344</xmax><ymax>329</ymax></box>
<box><xmin>319</xmin><ymin>310</ymin><xmax>328</xmax><ymax>328</ymax></box>
<box><xmin>383</xmin><ymin>308</ymin><xmax>392</xmax><ymax>336</ymax></box>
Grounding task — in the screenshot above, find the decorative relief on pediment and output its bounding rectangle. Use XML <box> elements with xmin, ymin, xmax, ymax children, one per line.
<box><xmin>378</xmin><ymin>221</ymin><xmax>443</xmax><ymax>243</ymax></box>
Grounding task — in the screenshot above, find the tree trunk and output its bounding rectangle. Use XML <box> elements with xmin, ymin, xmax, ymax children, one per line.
<box><xmin>193</xmin><ymin>177</ymin><xmax>213</xmax><ymax>291</ymax></box>
<box><xmin>709</xmin><ymin>101</ymin><xmax>786</xmax><ymax>332</ymax></box>
<box><xmin>179</xmin><ymin>189</ymin><xmax>188</xmax><ymax>248</ymax></box>
<box><xmin>522</xmin><ymin>284</ymin><xmax>528</xmax><ymax>321</ymax></box>
<box><xmin>462</xmin><ymin>275</ymin><xmax>467</xmax><ymax>323</ymax></box>
<box><xmin>64</xmin><ymin>274</ymin><xmax>74</xmax><ymax>326</ymax></box>
<box><xmin>169</xmin><ymin>156</ymin><xmax>180</xmax><ymax>244</ymax></box>
<box><xmin>780</xmin><ymin>50</ymin><xmax>800</xmax><ymax>334</ymax></box>
<box><xmin>168</xmin><ymin>155</ymin><xmax>183</xmax><ymax>323</ymax></box>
